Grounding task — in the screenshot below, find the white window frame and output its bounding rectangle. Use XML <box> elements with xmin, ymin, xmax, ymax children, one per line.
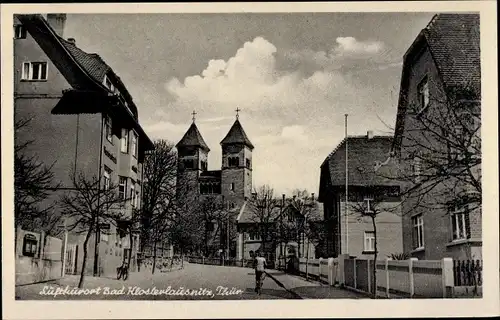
<box><xmin>135</xmin><ymin>190</ymin><xmax>140</xmax><ymax>209</ymax></box>
<box><xmin>451</xmin><ymin>205</ymin><xmax>469</xmax><ymax>241</ymax></box>
<box><xmin>103</xmin><ymin>169</ymin><xmax>111</xmax><ymax>190</ymax></box>
<box><xmin>363</xmin><ymin>231</ymin><xmax>375</xmax><ymax>252</ymax></box>
<box><xmin>118</xmin><ymin>176</ymin><xmax>127</xmax><ymax>200</ymax></box>
<box><xmin>130</xmin><ymin>183</ymin><xmax>136</xmax><ymax>208</ymax></box>
<box><xmin>417</xmin><ymin>77</ymin><xmax>430</xmax><ymax>114</ymax></box>
<box><xmin>412</xmin><ymin>214</ymin><xmax>425</xmax><ymax>250</ymax></box>
<box><xmin>21</xmin><ymin>62</ymin><xmax>48</xmax><ymax>81</ymax></box>
<box><xmin>230</xmin><ymin>183</ymin><xmax>235</xmax><ymax>191</ymax></box>
<box><xmin>105</xmin><ymin>116</ymin><xmax>113</xmax><ymax>143</ymax></box>
<box><xmin>14</xmin><ymin>25</ymin><xmax>26</xmax><ymax>39</ymax></box>
<box><xmin>131</xmin><ymin>130</ymin><xmax>138</xmax><ymax>158</ymax></box>
<box><xmin>121</xmin><ymin>128</ymin><xmax>129</xmax><ymax>153</ymax></box>
<box><xmin>363</xmin><ymin>198</ymin><xmax>374</xmax><ymax>214</ymax></box>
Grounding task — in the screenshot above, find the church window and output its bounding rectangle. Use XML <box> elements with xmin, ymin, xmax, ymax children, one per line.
<box><xmin>228</xmin><ymin>156</ymin><xmax>239</xmax><ymax>167</ymax></box>
<box><xmin>201</xmin><ymin>160</ymin><xmax>207</xmax><ymax>171</ymax></box>
<box><xmin>184</xmin><ymin>159</ymin><xmax>194</xmax><ymax>169</ymax></box>
<box><xmin>230</xmin><ymin>183</ymin><xmax>234</xmax><ymax>191</ymax></box>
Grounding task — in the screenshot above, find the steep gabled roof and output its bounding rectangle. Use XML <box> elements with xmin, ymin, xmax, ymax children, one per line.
<box><xmin>176</xmin><ymin>122</ymin><xmax>210</xmax><ymax>152</ymax></box>
<box><xmin>220</xmin><ymin>119</ymin><xmax>254</xmax><ymax>150</ymax></box>
<box><xmin>320</xmin><ymin>135</ymin><xmax>399</xmax><ymax>188</ymax></box>
<box><xmin>393</xmin><ymin>13</ymin><xmax>480</xmax><ymax>153</ymax></box>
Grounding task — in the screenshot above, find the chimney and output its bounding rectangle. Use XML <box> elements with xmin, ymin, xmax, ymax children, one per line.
<box><xmin>367</xmin><ymin>130</ymin><xmax>374</xmax><ymax>140</ymax></box>
<box><xmin>67</xmin><ymin>38</ymin><xmax>76</xmax><ymax>45</ymax></box>
<box><xmin>46</xmin><ymin>14</ymin><xmax>66</xmax><ymax>38</ymax></box>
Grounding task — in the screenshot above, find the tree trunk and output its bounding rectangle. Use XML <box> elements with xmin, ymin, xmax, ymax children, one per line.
<box><xmin>127</xmin><ymin>229</ymin><xmax>133</xmax><ymax>269</ymax></box>
<box><xmin>78</xmin><ymin>225</ymin><xmax>93</xmax><ymax>288</ymax></box>
<box><xmin>152</xmin><ymin>239</ymin><xmax>157</xmax><ymax>275</ymax></box>
<box><xmin>305</xmin><ymin>239</ymin><xmax>310</xmax><ymax>281</ymax></box>
<box><xmin>371</xmin><ymin>216</ymin><xmax>378</xmax><ymax>299</ymax></box>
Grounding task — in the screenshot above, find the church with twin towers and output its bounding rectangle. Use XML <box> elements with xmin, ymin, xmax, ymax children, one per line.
<box><xmin>175</xmin><ymin>109</ymin><xmax>254</xmax><ymax>256</ymax></box>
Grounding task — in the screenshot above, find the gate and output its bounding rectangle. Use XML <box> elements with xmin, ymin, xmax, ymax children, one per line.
<box><xmin>64</xmin><ymin>244</ymin><xmax>77</xmax><ymax>275</ymax></box>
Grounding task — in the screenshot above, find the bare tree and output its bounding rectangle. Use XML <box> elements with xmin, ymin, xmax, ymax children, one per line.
<box><xmin>14</xmin><ymin>117</ymin><xmax>61</xmax><ymax>236</ymax></box>
<box><xmin>59</xmin><ymin>172</ymin><xmax>130</xmax><ymax>288</ymax></box>
<box><xmin>247</xmin><ymin>185</ymin><xmax>280</xmax><ymax>257</ymax></box>
<box><xmin>388</xmin><ymin>82</ymin><xmax>481</xmax><ymax>217</ymax></box>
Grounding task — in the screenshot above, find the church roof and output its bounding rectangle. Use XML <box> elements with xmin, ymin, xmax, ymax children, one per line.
<box><xmin>220</xmin><ymin>119</ymin><xmax>254</xmax><ymax>150</ymax></box>
<box><xmin>176</xmin><ymin>122</ymin><xmax>210</xmax><ymax>152</ymax></box>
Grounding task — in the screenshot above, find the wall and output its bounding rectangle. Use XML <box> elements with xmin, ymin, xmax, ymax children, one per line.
<box><xmin>400</xmin><ymin>46</ymin><xmax>482</xmax><ymax>260</ymax></box>
<box><xmin>15</xmin><ymin>228</ymin><xmax>63</xmax><ymax>286</ymax></box>
<box><xmin>339</xmin><ymin>200</ymin><xmax>403</xmax><ymax>259</ymax></box>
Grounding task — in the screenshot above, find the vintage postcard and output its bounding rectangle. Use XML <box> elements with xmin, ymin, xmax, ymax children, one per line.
<box><xmin>1</xmin><ymin>1</ymin><xmax>498</xmax><ymax>319</ymax></box>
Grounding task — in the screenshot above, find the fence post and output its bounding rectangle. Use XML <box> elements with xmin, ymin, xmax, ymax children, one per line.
<box><xmin>409</xmin><ymin>258</ymin><xmax>417</xmax><ymax>298</ymax></box>
<box><xmin>441</xmin><ymin>257</ymin><xmax>454</xmax><ymax>298</ymax></box>
<box><xmin>353</xmin><ymin>258</ymin><xmax>357</xmax><ymax>289</ymax></box>
<box><xmin>338</xmin><ymin>254</ymin><xmax>348</xmax><ymax>286</ymax></box>
<box><xmin>385</xmin><ymin>258</ymin><xmax>390</xmax><ymax>298</ymax></box>
<box><xmin>327</xmin><ymin>258</ymin><xmax>334</xmax><ymax>285</ymax></box>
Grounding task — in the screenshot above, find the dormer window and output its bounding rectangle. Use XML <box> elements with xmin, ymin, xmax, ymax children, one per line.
<box><xmin>14</xmin><ymin>25</ymin><xmax>27</xmax><ymax>39</ymax></box>
<box><xmin>417</xmin><ymin>76</ymin><xmax>430</xmax><ymax>114</ymax></box>
<box><xmin>104</xmin><ymin>75</ymin><xmax>114</xmax><ymax>92</ymax></box>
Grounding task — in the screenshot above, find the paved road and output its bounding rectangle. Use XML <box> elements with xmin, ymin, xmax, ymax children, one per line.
<box><xmin>16</xmin><ymin>263</ymin><xmax>363</xmax><ymax>300</ymax></box>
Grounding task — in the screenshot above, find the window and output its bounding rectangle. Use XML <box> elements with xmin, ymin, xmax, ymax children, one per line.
<box><xmin>105</xmin><ymin>116</ymin><xmax>113</xmax><ymax>143</ymax></box>
<box><xmin>412</xmin><ymin>214</ymin><xmax>424</xmax><ymax>249</ymax></box>
<box><xmin>412</xmin><ymin>156</ymin><xmax>422</xmax><ymax>183</ymax></box>
<box><xmin>104</xmin><ymin>75</ymin><xmax>114</xmax><ymax>92</ymax></box>
<box><xmin>363</xmin><ymin>231</ymin><xmax>375</xmax><ymax>252</ymax></box>
<box><xmin>103</xmin><ymin>167</ymin><xmax>111</xmax><ymax>190</ymax></box>
<box><xmin>135</xmin><ymin>190</ymin><xmax>140</xmax><ymax>208</ymax></box>
<box><xmin>246</xmin><ymin>158</ymin><xmax>251</xmax><ymax>169</ymax></box>
<box><xmin>130</xmin><ymin>183</ymin><xmax>136</xmax><ymax>208</ymax></box>
<box><xmin>14</xmin><ymin>25</ymin><xmax>26</xmax><ymax>39</ymax></box>
<box><xmin>230</xmin><ymin>202</ymin><xmax>236</xmax><ymax>210</ymax></box>
<box><xmin>230</xmin><ymin>183</ymin><xmax>235</xmax><ymax>191</ymax></box>
<box><xmin>22</xmin><ymin>234</ymin><xmax>38</xmax><ymax>257</ymax></box>
<box><xmin>249</xmin><ymin>231</ymin><xmax>260</xmax><ymax>241</ymax></box>
<box><xmin>228</xmin><ymin>156</ymin><xmax>239</xmax><ymax>167</ymax></box>
<box><xmin>451</xmin><ymin>205</ymin><xmax>470</xmax><ymax>241</ymax></box>
<box><xmin>21</xmin><ymin>62</ymin><xmax>48</xmax><ymax>81</ymax></box>
<box><xmin>363</xmin><ymin>198</ymin><xmax>374</xmax><ymax>213</ymax></box>
<box><xmin>118</xmin><ymin>176</ymin><xmax>127</xmax><ymax>200</ymax></box>
<box><xmin>131</xmin><ymin>131</ymin><xmax>138</xmax><ymax>158</ymax></box>
<box><xmin>200</xmin><ymin>160</ymin><xmax>207</xmax><ymax>171</ymax></box>
<box><xmin>183</xmin><ymin>159</ymin><xmax>194</xmax><ymax>169</ymax></box>
<box><xmin>417</xmin><ymin>77</ymin><xmax>430</xmax><ymax>113</ymax></box>
<box><xmin>121</xmin><ymin>128</ymin><xmax>129</xmax><ymax>153</ymax></box>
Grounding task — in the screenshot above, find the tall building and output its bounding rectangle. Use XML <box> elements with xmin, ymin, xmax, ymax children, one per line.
<box><xmin>14</xmin><ymin>14</ymin><xmax>154</xmax><ymax>278</ymax></box>
<box><xmin>392</xmin><ymin>14</ymin><xmax>481</xmax><ymax>260</ymax></box>
<box><xmin>176</xmin><ymin>114</ymin><xmax>254</xmax><ymax>256</ymax></box>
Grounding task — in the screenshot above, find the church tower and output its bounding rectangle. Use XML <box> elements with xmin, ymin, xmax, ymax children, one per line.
<box><xmin>176</xmin><ymin>112</ymin><xmax>209</xmax><ymax>205</ymax></box>
<box><xmin>220</xmin><ymin>111</ymin><xmax>254</xmax><ymax>209</ymax></box>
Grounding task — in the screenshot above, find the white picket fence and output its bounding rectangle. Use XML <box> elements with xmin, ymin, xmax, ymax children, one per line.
<box><xmin>298</xmin><ymin>257</ymin><xmax>339</xmax><ymax>285</ymax></box>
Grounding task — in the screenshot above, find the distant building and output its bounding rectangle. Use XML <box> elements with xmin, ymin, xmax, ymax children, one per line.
<box><xmin>318</xmin><ymin>133</ymin><xmax>403</xmax><ymax>259</ymax></box>
<box><xmin>392</xmin><ymin>14</ymin><xmax>481</xmax><ymax>260</ymax></box>
<box><xmin>14</xmin><ymin>14</ymin><xmax>154</xmax><ymax>277</ymax></box>
<box><xmin>236</xmin><ymin>194</ymin><xmax>325</xmax><ymax>263</ymax></box>
<box><xmin>175</xmin><ymin>115</ymin><xmax>254</xmax><ymax>257</ymax></box>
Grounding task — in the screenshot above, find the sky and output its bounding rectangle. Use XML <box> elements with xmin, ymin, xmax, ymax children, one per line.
<box><xmin>63</xmin><ymin>13</ymin><xmax>435</xmax><ymax>196</ymax></box>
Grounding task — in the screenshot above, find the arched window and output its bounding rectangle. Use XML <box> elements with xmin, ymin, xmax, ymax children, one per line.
<box><xmin>228</xmin><ymin>156</ymin><xmax>239</xmax><ymax>167</ymax></box>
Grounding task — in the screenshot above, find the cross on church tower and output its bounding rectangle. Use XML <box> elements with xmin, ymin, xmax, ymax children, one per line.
<box><xmin>191</xmin><ymin>110</ymin><xmax>197</xmax><ymax>123</ymax></box>
<box><xmin>235</xmin><ymin>107</ymin><xmax>241</xmax><ymax>119</ymax></box>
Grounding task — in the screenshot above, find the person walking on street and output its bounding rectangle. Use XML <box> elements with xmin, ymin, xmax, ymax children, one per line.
<box><xmin>254</xmin><ymin>251</ymin><xmax>267</xmax><ymax>295</ymax></box>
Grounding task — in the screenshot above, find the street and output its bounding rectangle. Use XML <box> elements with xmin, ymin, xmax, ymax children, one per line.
<box><xmin>16</xmin><ymin>263</ymin><xmax>363</xmax><ymax>300</ymax></box>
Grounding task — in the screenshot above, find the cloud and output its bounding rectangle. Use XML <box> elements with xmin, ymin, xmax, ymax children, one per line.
<box><xmin>334</xmin><ymin>37</ymin><xmax>384</xmax><ymax>55</ymax></box>
<box><xmin>159</xmin><ymin>36</ymin><xmax>396</xmax><ymax>194</ymax></box>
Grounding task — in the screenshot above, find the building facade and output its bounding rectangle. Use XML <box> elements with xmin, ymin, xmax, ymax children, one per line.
<box><xmin>391</xmin><ymin>14</ymin><xmax>481</xmax><ymax>260</ymax></box>
<box><xmin>14</xmin><ymin>14</ymin><xmax>154</xmax><ymax>277</ymax></box>
<box><xmin>176</xmin><ymin>116</ymin><xmax>254</xmax><ymax>257</ymax></box>
<box><xmin>318</xmin><ymin>133</ymin><xmax>403</xmax><ymax>259</ymax></box>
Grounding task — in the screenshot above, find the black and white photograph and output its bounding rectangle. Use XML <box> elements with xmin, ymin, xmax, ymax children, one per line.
<box><xmin>2</xmin><ymin>1</ymin><xmax>498</xmax><ymax>319</ymax></box>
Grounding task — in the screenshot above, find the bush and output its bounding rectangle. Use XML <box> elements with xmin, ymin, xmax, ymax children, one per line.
<box><xmin>389</xmin><ymin>252</ymin><xmax>410</xmax><ymax>260</ymax></box>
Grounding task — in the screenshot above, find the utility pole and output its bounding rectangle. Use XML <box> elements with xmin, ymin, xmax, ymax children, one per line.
<box><xmin>345</xmin><ymin>114</ymin><xmax>349</xmax><ymax>255</ymax></box>
<box><xmin>280</xmin><ymin>194</ymin><xmax>285</xmax><ymax>270</ymax></box>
